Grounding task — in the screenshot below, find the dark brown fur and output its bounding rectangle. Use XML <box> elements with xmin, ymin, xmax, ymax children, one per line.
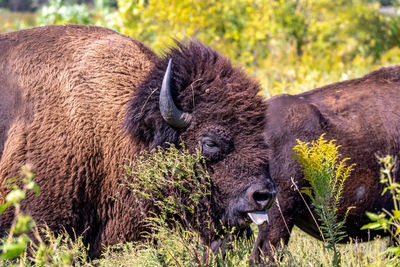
<box><xmin>0</xmin><ymin>25</ymin><xmax>276</xmax><ymax>258</ymax></box>
<box><xmin>251</xmin><ymin>66</ymin><xmax>400</xmax><ymax>263</ymax></box>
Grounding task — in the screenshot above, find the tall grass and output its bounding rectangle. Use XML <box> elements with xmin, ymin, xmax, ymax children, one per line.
<box><xmin>94</xmin><ymin>226</ymin><xmax>392</xmax><ymax>267</ymax></box>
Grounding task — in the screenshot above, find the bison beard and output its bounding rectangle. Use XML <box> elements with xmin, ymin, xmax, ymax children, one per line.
<box><xmin>0</xmin><ymin>25</ymin><xmax>277</xmax><ymax>259</ymax></box>
<box><xmin>250</xmin><ymin>65</ymin><xmax>400</xmax><ymax>264</ymax></box>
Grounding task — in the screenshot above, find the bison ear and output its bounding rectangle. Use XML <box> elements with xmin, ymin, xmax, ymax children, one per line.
<box><xmin>309</xmin><ymin>104</ymin><xmax>329</xmax><ymax>131</ymax></box>
<box><xmin>286</xmin><ymin>103</ymin><xmax>329</xmax><ymax>133</ymax></box>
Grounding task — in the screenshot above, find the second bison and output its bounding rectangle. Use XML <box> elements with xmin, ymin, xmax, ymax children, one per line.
<box><xmin>251</xmin><ymin>65</ymin><xmax>400</xmax><ymax>263</ymax></box>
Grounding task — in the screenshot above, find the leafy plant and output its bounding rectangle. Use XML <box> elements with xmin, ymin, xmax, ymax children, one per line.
<box><xmin>293</xmin><ymin>134</ymin><xmax>356</xmax><ymax>266</ymax></box>
<box><xmin>0</xmin><ymin>165</ymin><xmax>89</xmax><ymax>266</ymax></box>
<box><xmin>0</xmin><ymin>165</ymin><xmax>39</xmax><ymax>262</ymax></box>
<box><xmin>122</xmin><ymin>144</ymin><xmax>214</xmax><ymax>265</ymax></box>
<box><xmin>27</xmin><ymin>227</ymin><xmax>89</xmax><ymax>266</ymax></box>
<box><xmin>361</xmin><ymin>155</ymin><xmax>400</xmax><ymax>262</ymax></box>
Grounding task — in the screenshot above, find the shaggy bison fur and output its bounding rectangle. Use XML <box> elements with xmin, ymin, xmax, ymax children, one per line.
<box><xmin>250</xmin><ymin>65</ymin><xmax>400</xmax><ymax>263</ymax></box>
<box><xmin>0</xmin><ymin>25</ymin><xmax>277</xmax><ymax>258</ymax></box>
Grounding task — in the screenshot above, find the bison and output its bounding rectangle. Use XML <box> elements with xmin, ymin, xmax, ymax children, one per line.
<box><xmin>250</xmin><ymin>65</ymin><xmax>400</xmax><ymax>263</ymax></box>
<box><xmin>0</xmin><ymin>25</ymin><xmax>277</xmax><ymax>258</ymax></box>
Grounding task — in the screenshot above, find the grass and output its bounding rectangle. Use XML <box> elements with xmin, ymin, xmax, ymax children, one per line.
<box><xmin>283</xmin><ymin>227</ymin><xmax>392</xmax><ymax>267</ymax></box>
<box><xmin>90</xmin><ymin>226</ymin><xmax>392</xmax><ymax>267</ymax></box>
<box><xmin>2</xmin><ymin>152</ymin><xmax>394</xmax><ymax>266</ymax></box>
<box><xmin>12</xmin><ymin>225</ymin><xmax>381</xmax><ymax>267</ymax></box>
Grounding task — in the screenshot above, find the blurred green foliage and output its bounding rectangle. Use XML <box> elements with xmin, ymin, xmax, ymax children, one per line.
<box><xmin>36</xmin><ymin>0</ymin><xmax>91</xmax><ymax>24</ymax></box>
<box><xmin>112</xmin><ymin>0</ymin><xmax>400</xmax><ymax>96</ymax></box>
<box><xmin>35</xmin><ymin>0</ymin><xmax>117</xmax><ymax>27</ymax></box>
<box><xmin>2</xmin><ymin>0</ymin><xmax>400</xmax><ymax>96</ymax></box>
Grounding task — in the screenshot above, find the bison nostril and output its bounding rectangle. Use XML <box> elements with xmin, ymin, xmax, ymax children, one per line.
<box><xmin>246</xmin><ymin>181</ymin><xmax>278</xmax><ymax>210</ymax></box>
<box><xmin>250</xmin><ymin>186</ymin><xmax>277</xmax><ymax>210</ymax></box>
<box><xmin>253</xmin><ymin>191</ymin><xmax>270</xmax><ymax>203</ymax></box>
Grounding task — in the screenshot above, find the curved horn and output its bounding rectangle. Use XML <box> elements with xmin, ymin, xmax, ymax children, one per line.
<box><xmin>159</xmin><ymin>59</ymin><xmax>192</xmax><ymax>128</ymax></box>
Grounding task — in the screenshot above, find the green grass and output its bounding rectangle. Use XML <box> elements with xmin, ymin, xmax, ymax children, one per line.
<box><xmin>3</xmin><ymin>152</ymin><xmax>393</xmax><ymax>266</ymax></box>
<box><xmin>89</xmin><ymin>226</ymin><xmax>392</xmax><ymax>267</ymax></box>
<box><xmin>283</xmin><ymin>227</ymin><xmax>392</xmax><ymax>267</ymax></box>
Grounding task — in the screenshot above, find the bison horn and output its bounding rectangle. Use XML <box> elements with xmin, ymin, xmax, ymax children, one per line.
<box><xmin>159</xmin><ymin>59</ymin><xmax>192</xmax><ymax>128</ymax></box>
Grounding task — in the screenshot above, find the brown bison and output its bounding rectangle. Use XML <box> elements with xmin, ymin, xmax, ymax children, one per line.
<box><xmin>0</xmin><ymin>25</ymin><xmax>277</xmax><ymax>258</ymax></box>
<box><xmin>250</xmin><ymin>65</ymin><xmax>400</xmax><ymax>263</ymax></box>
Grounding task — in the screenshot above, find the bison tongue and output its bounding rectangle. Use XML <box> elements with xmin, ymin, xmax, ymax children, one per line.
<box><xmin>247</xmin><ymin>211</ymin><xmax>269</xmax><ymax>225</ymax></box>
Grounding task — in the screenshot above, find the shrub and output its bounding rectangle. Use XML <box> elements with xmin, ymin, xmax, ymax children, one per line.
<box><xmin>113</xmin><ymin>0</ymin><xmax>400</xmax><ymax>97</ymax></box>
<box><xmin>35</xmin><ymin>0</ymin><xmax>118</xmax><ymax>27</ymax></box>
<box><xmin>121</xmin><ymin>144</ymin><xmax>258</xmax><ymax>266</ymax></box>
<box><xmin>36</xmin><ymin>0</ymin><xmax>92</xmax><ymax>25</ymax></box>
<box><xmin>121</xmin><ymin>144</ymin><xmax>213</xmax><ymax>265</ymax></box>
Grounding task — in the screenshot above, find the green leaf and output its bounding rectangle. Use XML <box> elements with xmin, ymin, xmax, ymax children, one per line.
<box><xmin>361</xmin><ymin>222</ymin><xmax>383</xmax><ymax>230</ymax></box>
<box><xmin>0</xmin><ymin>202</ymin><xmax>11</xmax><ymax>213</ymax></box>
<box><xmin>5</xmin><ymin>189</ymin><xmax>26</xmax><ymax>204</ymax></box>
<box><xmin>394</xmin><ymin>227</ymin><xmax>400</xmax><ymax>237</ymax></box>
<box><xmin>365</xmin><ymin>212</ymin><xmax>384</xmax><ymax>221</ymax></box>
<box><xmin>0</xmin><ymin>236</ymin><xmax>29</xmax><ymax>259</ymax></box>
<box><xmin>13</xmin><ymin>215</ymin><xmax>34</xmax><ymax>234</ymax></box>
<box><xmin>300</xmin><ymin>187</ymin><xmax>312</xmax><ymax>198</ymax></box>
<box><xmin>386</xmin><ymin>246</ymin><xmax>400</xmax><ymax>256</ymax></box>
<box><xmin>392</xmin><ymin>210</ymin><xmax>400</xmax><ymax>219</ymax></box>
<box><xmin>26</xmin><ymin>181</ymin><xmax>40</xmax><ymax>195</ymax></box>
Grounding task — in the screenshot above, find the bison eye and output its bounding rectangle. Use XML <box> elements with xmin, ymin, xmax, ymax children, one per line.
<box><xmin>201</xmin><ymin>137</ymin><xmax>220</xmax><ymax>156</ymax></box>
<box><xmin>199</xmin><ymin>129</ymin><xmax>233</xmax><ymax>162</ymax></box>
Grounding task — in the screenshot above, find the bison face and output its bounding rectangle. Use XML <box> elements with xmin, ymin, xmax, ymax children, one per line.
<box><xmin>196</xmin><ymin>126</ymin><xmax>277</xmax><ymax>227</ymax></box>
<box><xmin>191</xmin><ymin>125</ymin><xmax>276</xmax><ymax>230</ymax></box>
<box><xmin>160</xmin><ymin>59</ymin><xmax>277</xmax><ymax>236</ymax></box>
<box><xmin>126</xmin><ymin>42</ymin><xmax>277</xmax><ymax>249</ymax></box>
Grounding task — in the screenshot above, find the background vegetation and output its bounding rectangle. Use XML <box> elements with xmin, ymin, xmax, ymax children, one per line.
<box><xmin>2</xmin><ymin>0</ymin><xmax>400</xmax><ymax>97</ymax></box>
<box><xmin>1</xmin><ymin>0</ymin><xmax>400</xmax><ymax>266</ymax></box>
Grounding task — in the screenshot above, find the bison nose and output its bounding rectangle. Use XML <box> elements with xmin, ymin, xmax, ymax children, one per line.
<box><xmin>247</xmin><ymin>182</ymin><xmax>277</xmax><ymax>210</ymax></box>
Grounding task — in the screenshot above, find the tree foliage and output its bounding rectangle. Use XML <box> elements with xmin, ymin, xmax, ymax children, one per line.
<box><xmin>3</xmin><ymin>1</ymin><xmax>400</xmax><ymax>97</ymax></box>
<box><xmin>113</xmin><ymin>0</ymin><xmax>400</xmax><ymax>96</ymax></box>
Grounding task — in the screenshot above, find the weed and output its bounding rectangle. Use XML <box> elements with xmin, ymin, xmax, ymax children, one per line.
<box><xmin>293</xmin><ymin>134</ymin><xmax>355</xmax><ymax>266</ymax></box>
<box><xmin>362</xmin><ymin>155</ymin><xmax>400</xmax><ymax>264</ymax></box>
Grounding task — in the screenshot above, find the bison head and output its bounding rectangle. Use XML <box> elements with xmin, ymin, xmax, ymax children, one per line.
<box><xmin>125</xmin><ymin>41</ymin><xmax>277</xmax><ymax>250</ymax></box>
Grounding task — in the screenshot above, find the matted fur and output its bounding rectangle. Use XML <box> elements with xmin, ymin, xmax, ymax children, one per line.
<box><xmin>250</xmin><ymin>65</ymin><xmax>400</xmax><ymax>263</ymax></box>
<box><xmin>0</xmin><ymin>25</ymin><xmax>275</xmax><ymax>258</ymax></box>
